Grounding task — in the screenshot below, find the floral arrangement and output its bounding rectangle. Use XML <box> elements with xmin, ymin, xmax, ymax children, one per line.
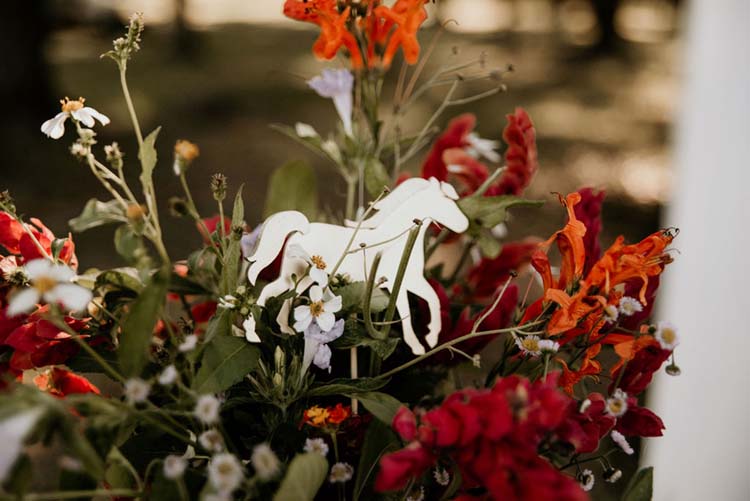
<box><xmin>0</xmin><ymin>3</ymin><xmax>681</xmax><ymax>501</ymax></box>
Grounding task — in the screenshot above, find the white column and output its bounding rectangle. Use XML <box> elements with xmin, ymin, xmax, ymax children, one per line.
<box><xmin>644</xmin><ymin>1</ymin><xmax>750</xmax><ymax>500</ymax></box>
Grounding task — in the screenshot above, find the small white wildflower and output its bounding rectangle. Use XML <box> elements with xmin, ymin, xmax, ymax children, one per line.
<box><xmin>69</xmin><ymin>142</ymin><xmax>89</xmax><ymax>158</ymax></box>
<box><xmin>618</xmin><ymin>297</ymin><xmax>643</xmax><ymax>317</ymax></box>
<box><xmin>538</xmin><ymin>339</ymin><xmax>560</xmax><ymax>355</ymax></box>
<box><xmin>251</xmin><ymin>443</ymin><xmax>281</xmax><ymax>481</ymax></box>
<box><xmin>295</xmin><ymin>122</ymin><xmax>319</xmax><ymax>138</ymax></box>
<box><xmin>329</xmin><ymin>462</ymin><xmax>354</xmax><ymax>484</ymax></box>
<box><xmin>471</xmin><ymin>354</ymin><xmax>482</xmax><ymax>368</ymax></box>
<box><xmin>163</xmin><ymin>454</ymin><xmax>187</xmax><ymax>479</ymax></box>
<box><xmin>515</xmin><ymin>335</ymin><xmax>542</xmax><ymax>357</ymax></box>
<box><xmin>41</xmin><ymin>97</ymin><xmax>110</xmax><ymax>139</ymax></box>
<box><xmin>610</xmin><ymin>430</ymin><xmax>634</xmax><ymax>455</ymax></box>
<box><xmin>603</xmin><ymin>304</ymin><xmax>619</xmax><ymax>323</ymax></box>
<box><xmin>433</xmin><ymin>467</ymin><xmax>450</xmax><ymax>486</ymax></box>
<box><xmin>605</xmin><ymin>389</ymin><xmax>628</xmax><ymax>418</ymax></box>
<box><xmin>208</xmin><ymin>453</ymin><xmax>244</xmax><ymax>493</ymax></box>
<box><xmin>158</xmin><ymin>365</ymin><xmax>178</xmax><ymax>386</ymax></box>
<box><xmin>604</xmin><ymin>468</ymin><xmax>623</xmax><ymax>483</ymax></box>
<box><xmin>124</xmin><ymin>378</ymin><xmax>151</xmax><ymax>404</ymax></box>
<box><xmin>466</xmin><ymin>132</ymin><xmax>501</xmax><ymax>163</ymax></box>
<box><xmin>654</xmin><ymin>321</ymin><xmax>680</xmax><ymax>351</ymax></box>
<box><xmin>218</xmin><ymin>294</ymin><xmax>238</xmax><ymax>309</ymax></box>
<box><xmin>7</xmin><ymin>259</ymin><xmax>92</xmax><ymax>317</ymax></box>
<box><xmin>303</xmin><ymin>438</ymin><xmax>329</xmax><ymax>457</ymax></box>
<box><xmin>194</xmin><ymin>395</ymin><xmax>221</xmax><ymax>425</ymax></box>
<box><xmin>179</xmin><ymin>334</ymin><xmax>199</xmax><ymax>353</ymax></box>
<box><xmin>199</xmin><ymin>429</ymin><xmax>225</xmax><ymax>453</ymax></box>
<box><xmin>578</xmin><ymin>469</ymin><xmax>595</xmax><ymax>492</ymax></box>
<box><xmin>286</xmin><ymin>244</ymin><xmax>330</xmax><ymax>287</ymax></box>
<box><xmin>406</xmin><ymin>486</ymin><xmax>425</xmax><ymax>501</ymax></box>
<box><xmin>307</xmin><ymin>69</ymin><xmax>354</xmax><ymax>136</ymax></box>
<box><xmin>293</xmin><ymin>285</ymin><xmax>342</xmax><ymax>333</ymax></box>
<box><xmin>321</xmin><ymin>139</ymin><xmax>342</xmax><ymax>163</ymax></box>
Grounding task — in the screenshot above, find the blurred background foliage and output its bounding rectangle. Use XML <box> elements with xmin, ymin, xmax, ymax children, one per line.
<box><xmin>1</xmin><ymin>0</ymin><xmax>681</xmax><ymax>269</ymax></box>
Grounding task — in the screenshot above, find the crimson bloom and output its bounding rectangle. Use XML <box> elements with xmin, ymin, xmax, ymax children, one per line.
<box><xmin>34</xmin><ymin>367</ymin><xmax>100</xmax><ymax>397</ymax></box>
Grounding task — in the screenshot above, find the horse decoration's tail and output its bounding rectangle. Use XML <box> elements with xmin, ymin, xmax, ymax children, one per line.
<box><xmin>247</xmin><ymin>211</ymin><xmax>310</xmax><ymax>285</ymax></box>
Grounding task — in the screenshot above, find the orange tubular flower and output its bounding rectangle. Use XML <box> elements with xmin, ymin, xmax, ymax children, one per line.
<box><xmin>373</xmin><ymin>0</ymin><xmax>428</xmax><ymax>67</ymax></box>
<box><xmin>541</xmin><ymin>193</ymin><xmax>587</xmax><ymax>289</ymax></box>
<box><xmin>283</xmin><ymin>0</ymin><xmax>364</xmax><ymax>69</ymax></box>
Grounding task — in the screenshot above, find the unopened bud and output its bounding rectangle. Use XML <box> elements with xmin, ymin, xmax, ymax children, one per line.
<box><xmin>210</xmin><ymin>173</ymin><xmax>227</xmax><ymax>202</ymax></box>
<box><xmin>126</xmin><ymin>203</ymin><xmax>148</xmax><ymax>221</ymax></box>
<box><xmin>665</xmin><ymin>363</ymin><xmax>681</xmax><ymax>376</ymax></box>
<box><xmin>168</xmin><ymin>197</ymin><xmax>190</xmax><ymax>217</ymax></box>
<box><xmin>173</xmin><ymin>139</ymin><xmax>200</xmax><ymax>176</ymax></box>
<box><xmin>104</xmin><ymin>142</ymin><xmax>124</xmax><ymax>169</ymax></box>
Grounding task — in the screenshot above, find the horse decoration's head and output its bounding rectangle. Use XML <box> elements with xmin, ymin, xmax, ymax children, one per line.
<box><xmin>423</xmin><ymin>177</ymin><xmax>470</xmax><ymax>233</ymax></box>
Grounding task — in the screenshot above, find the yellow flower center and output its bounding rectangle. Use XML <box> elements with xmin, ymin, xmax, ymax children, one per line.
<box><xmin>311</xmin><ymin>255</ymin><xmax>326</xmax><ymax>270</ymax></box>
<box><xmin>608</xmin><ymin>399</ymin><xmax>625</xmax><ymax>415</ymax></box>
<box><xmin>309</xmin><ymin>301</ymin><xmax>324</xmax><ymax>317</ymax></box>
<box><xmin>34</xmin><ymin>276</ymin><xmax>57</xmax><ymax>294</ymax></box>
<box><xmin>60</xmin><ymin>97</ymin><xmax>85</xmax><ymax>113</ymax></box>
<box><xmin>217</xmin><ymin>462</ymin><xmax>234</xmax><ymax>475</ymax></box>
<box><xmin>521</xmin><ymin>337</ymin><xmax>540</xmax><ymax>352</ymax></box>
<box><xmin>661</xmin><ymin>328</ymin><xmax>676</xmax><ymax>345</ymax></box>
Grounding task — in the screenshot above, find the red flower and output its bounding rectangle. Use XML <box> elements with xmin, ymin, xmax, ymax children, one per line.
<box><xmin>35</xmin><ymin>368</ymin><xmax>100</xmax><ymax>397</ymax></box>
<box><xmin>327</xmin><ymin>403</ymin><xmax>352</xmax><ymax>425</ymax></box>
<box><xmin>0</xmin><ymin>212</ymin><xmax>78</xmax><ymax>268</ymax></box>
<box><xmin>615</xmin><ymin>401</ymin><xmax>665</xmax><ymax>437</ymax></box>
<box><xmin>375</xmin><ymin>441</ymin><xmax>435</xmax><ymax>492</ymax></box>
<box><xmin>610</xmin><ymin>342</ymin><xmax>671</xmax><ymax>396</ymax></box>
<box><xmin>392</xmin><ymin>405</ymin><xmax>417</xmax><ymax>441</ymax></box>
<box><xmin>191</xmin><ymin>301</ymin><xmax>217</xmax><ymax>325</ymax></box>
<box><xmin>0</xmin><ymin>212</ymin><xmax>24</xmax><ymax>254</ymax></box>
<box><xmin>198</xmin><ymin>215</ymin><xmax>231</xmax><ymax>244</ymax></box>
<box><xmin>574</xmin><ymin>188</ymin><xmax>605</xmax><ymax>275</ymax></box>
<box><xmin>422</xmin><ymin>114</ymin><xmax>476</xmax><ymax>181</ymax></box>
<box><xmin>555</xmin><ymin>393</ymin><xmax>615</xmax><ymax>453</ymax></box>
<box><xmin>462</xmin><ymin>239</ymin><xmax>540</xmax><ymax>301</ymax></box>
<box><xmin>487</xmin><ymin>108</ymin><xmax>539</xmax><ymax>197</ymax></box>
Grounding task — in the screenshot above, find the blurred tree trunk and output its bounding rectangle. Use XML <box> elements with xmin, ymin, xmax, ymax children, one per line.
<box><xmin>1</xmin><ymin>1</ymin><xmax>53</xmax><ymax>124</ymax></box>
<box><xmin>590</xmin><ymin>0</ymin><xmax>623</xmax><ymax>52</ymax></box>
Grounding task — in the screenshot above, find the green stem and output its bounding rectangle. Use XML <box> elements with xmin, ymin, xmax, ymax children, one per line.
<box><xmin>50</xmin><ymin>315</ymin><xmax>125</xmax><ymax>384</ymax></box>
<box><xmin>23</xmin><ymin>489</ymin><xmax>141</xmax><ymax>500</ymax></box>
<box><xmin>119</xmin><ymin>64</ymin><xmax>143</xmax><ymax>147</ymax></box>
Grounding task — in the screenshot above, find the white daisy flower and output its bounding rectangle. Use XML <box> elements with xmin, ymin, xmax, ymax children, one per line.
<box><xmin>208</xmin><ymin>453</ymin><xmax>244</xmax><ymax>493</ymax></box>
<box><xmin>329</xmin><ymin>462</ymin><xmax>354</xmax><ymax>484</ymax></box>
<box><xmin>406</xmin><ymin>486</ymin><xmax>425</xmax><ymax>501</ymax></box>
<box><xmin>466</xmin><ymin>132</ymin><xmax>501</xmax><ymax>163</ymax></box>
<box><xmin>286</xmin><ymin>244</ymin><xmax>330</xmax><ymax>287</ymax></box>
<box><xmin>158</xmin><ymin>365</ymin><xmax>178</xmax><ymax>386</ymax></box>
<box><xmin>194</xmin><ymin>395</ymin><xmax>221</xmax><ymax>425</ymax></box>
<box><xmin>293</xmin><ymin>285</ymin><xmax>342</xmax><ymax>333</ymax></box>
<box><xmin>41</xmin><ymin>97</ymin><xmax>110</xmax><ymax>139</ymax></box>
<box><xmin>515</xmin><ymin>335</ymin><xmax>542</xmax><ymax>357</ymax></box>
<box><xmin>618</xmin><ymin>296</ymin><xmax>643</xmax><ymax>317</ymax></box>
<box><xmin>604</xmin><ymin>468</ymin><xmax>623</xmax><ymax>483</ymax></box>
<box><xmin>178</xmin><ymin>334</ymin><xmax>199</xmax><ymax>353</ymax></box>
<box><xmin>611</xmin><ymin>430</ymin><xmax>634</xmax><ymax>455</ymax></box>
<box><xmin>163</xmin><ymin>454</ymin><xmax>187</xmax><ymax>479</ymax></box>
<box><xmin>250</xmin><ymin>443</ymin><xmax>280</xmax><ymax>481</ymax></box>
<box><xmin>7</xmin><ymin>259</ymin><xmax>92</xmax><ymax>317</ymax></box>
<box><xmin>654</xmin><ymin>321</ymin><xmax>680</xmax><ymax>351</ymax></box>
<box><xmin>603</xmin><ymin>304</ymin><xmax>619</xmax><ymax>323</ymax></box>
<box><xmin>199</xmin><ymin>429</ymin><xmax>225</xmax><ymax>453</ymax></box>
<box><xmin>302</xmin><ymin>319</ymin><xmax>345</xmax><ymax>373</ymax></box>
<box><xmin>124</xmin><ymin>378</ymin><xmax>151</xmax><ymax>404</ymax></box>
<box><xmin>307</xmin><ymin>69</ymin><xmax>354</xmax><ymax>136</ymax></box>
<box><xmin>578</xmin><ymin>469</ymin><xmax>595</xmax><ymax>492</ymax></box>
<box><xmin>538</xmin><ymin>339</ymin><xmax>560</xmax><ymax>355</ymax></box>
<box><xmin>303</xmin><ymin>438</ymin><xmax>329</xmax><ymax>457</ymax></box>
<box><xmin>605</xmin><ymin>389</ymin><xmax>629</xmax><ymax>418</ymax></box>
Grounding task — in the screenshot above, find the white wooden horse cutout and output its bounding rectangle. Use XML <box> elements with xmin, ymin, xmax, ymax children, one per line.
<box><xmin>246</xmin><ymin>177</ymin><xmax>469</xmax><ymax>355</ymax></box>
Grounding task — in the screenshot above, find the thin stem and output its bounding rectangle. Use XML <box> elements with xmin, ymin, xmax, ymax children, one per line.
<box><xmin>119</xmin><ymin>64</ymin><xmax>143</xmax><ymax>147</ymax></box>
<box><xmin>472</xmin><ymin>276</ymin><xmax>513</xmax><ymax>333</ymax></box>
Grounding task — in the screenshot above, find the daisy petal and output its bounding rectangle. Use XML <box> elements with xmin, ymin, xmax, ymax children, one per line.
<box><xmin>317</xmin><ymin>312</ymin><xmax>335</xmax><ymax>332</ymax></box>
<box><xmin>48</xmin><ymin>264</ymin><xmax>75</xmax><ymax>282</ymax></box>
<box><xmin>24</xmin><ymin>259</ymin><xmax>52</xmax><ymax>280</ymax></box>
<box><xmin>82</xmin><ymin>107</ymin><xmax>110</xmax><ymax>126</ymax></box>
<box><xmin>309</xmin><ymin>286</ymin><xmax>323</xmax><ymax>303</ymax></box>
<box><xmin>294</xmin><ymin>305</ymin><xmax>311</xmax><ymax>322</ymax></box>
<box><xmin>293</xmin><ymin>315</ymin><xmax>313</xmax><ymax>333</ymax></box>
<box><xmin>47</xmin><ymin>284</ymin><xmax>92</xmax><ymax>311</ymax></box>
<box><xmin>324</xmin><ymin>295</ymin><xmax>342</xmax><ymax>314</ymax></box>
<box><xmin>7</xmin><ymin>288</ymin><xmax>41</xmax><ymax>317</ymax></box>
<box><xmin>310</xmin><ymin>267</ymin><xmax>328</xmax><ymax>287</ymax></box>
<box><xmin>71</xmin><ymin>108</ymin><xmax>95</xmax><ymax>127</ymax></box>
<box><xmin>41</xmin><ymin>113</ymin><xmax>68</xmax><ymax>139</ymax></box>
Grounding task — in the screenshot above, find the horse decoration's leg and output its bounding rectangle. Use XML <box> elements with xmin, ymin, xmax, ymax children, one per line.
<box><xmin>406</xmin><ymin>277</ymin><xmax>442</xmax><ymax>349</ymax></box>
<box><xmin>394</xmin><ymin>290</ymin><xmax>426</xmax><ymax>355</ymax></box>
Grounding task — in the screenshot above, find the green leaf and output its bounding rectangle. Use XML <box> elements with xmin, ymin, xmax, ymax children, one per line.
<box><xmin>220</xmin><ymin>186</ymin><xmax>244</xmax><ymax>295</ymax></box>
<box><xmin>114</xmin><ymin>225</ymin><xmax>151</xmax><ymax>269</ymax></box>
<box><xmin>138</xmin><ymin>126</ymin><xmax>162</xmax><ymax>190</ymax></box>
<box><xmin>337</xmin><ymin>282</ymin><xmax>388</xmax><ymax>314</ymax></box>
<box><xmin>476</xmin><ymin>228</ymin><xmax>502</xmax><ymax>258</ymax></box>
<box><xmin>332</xmin><ymin>325</ymin><xmax>400</xmax><ymax>361</ymax></box>
<box><xmin>69</xmin><ymin>199</ymin><xmax>127</xmax><ymax>232</ymax></box>
<box><xmin>264</xmin><ymin>161</ymin><xmax>318</xmax><ymax>219</ymax></box>
<box><xmin>202</xmin><ymin>308</ymin><xmax>232</xmax><ymax>344</ymax></box>
<box><xmin>363</xmin><ymin>158</ymin><xmax>390</xmax><ymax>198</ymax></box>
<box><xmin>96</xmin><ymin>268</ymin><xmax>144</xmax><ymax>293</ymax></box>
<box><xmin>168</xmin><ymin>273</ymin><xmax>210</xmax><ymax>296</ymax></box>
<box><xmin>117</xmin><ymin>269</ymin><xmax>169</xmax><ymax>377</ymax></box>
<box><xmin>622</xmin><ymin>467</ymin><xmax>653</xmax><ymax>501</ymax></box>
<box><xmin>348</xmin><ymin>392</ymin><xmax>402</xmax><ymax>425</ymax></box>
<box><xmin>353</xmin><ymin>420</ymin><xmax>399</xmax><ymax>501</ymax></box>
<box><xmin>306</xmin><ymin>377</ymin><xmax>389</xmax><ymax>398</ymax></box>
<box><xmin>193</xmin><ymin>336</ymin><xmax>260</xmax><ymax>394</ymax></box>
<box><xmin>104</xmin><ymin>447</ymin><xmax>137</xmax><ymax>489</ymax></box>
<box><xmin>458</xmin><ymin>195</ymin><xmax>544</xmax><ymax>228</ymax></box>
<box><xmin>273</xmin><ymin>453</ymin><xmax>328</xmax><ymax>501</ymax></box>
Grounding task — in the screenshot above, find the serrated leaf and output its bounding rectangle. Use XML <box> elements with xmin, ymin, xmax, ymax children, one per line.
<box><xmin>348</xmin><ymin>392</ymin><xmax>402</xmax><ymax>425</ymax></box>
<box><xmin>220</xmin><ymin>186</ymin><xmax>244</xmax><ymax>295</ymax></box>
<box><xmin>114</xmin><ymin>225</ymin><xmax>150</xmax><ymax>269</ymax></box>
<box><xmin>363</xmin><ymin>158</ymin><xmax>390</xmax><ymax>198</ymax></box>
<box><xmin>95</xmin><ymin>268</ymin><xmax>144</xmax><ymax>293</ymax></box>
<box><xmin>69</xmin><ymin>199</ymin><xmax>127</xmax><ymax>232</ymax></box>
<box><xmin>458</xmin><ymin>195</ymin><xmax>544</xmax><ymax>228</ymax></box>
<box><xmin>306</xmin><ymin>377</ymin><xmax>389</xmax><ymax>398</ymax></box>
<box><xmin>193</xmin><ymin>336</ymin><xmax>260</xmax><ymax>394</ymax></box>
<box><xmin>273</xmin><ymin>453</ymin><xmax>328</xmax><ymax>501</ymax></box>
<box><xmin>622</xmin><ymin>467</ymin><xmax>653</xmax><ymax>501</ymax></box>
<box><xmin>117</xmin><ymin>269</ymin><xmax>169</xmax><ymax>377</ymax></box>
<box><xmin>138</xmin><ymin>126</ymin><xmax>161</xmax><ymax>191</ymax></box>
<box><xmin>264</xmin><ymin>161</ymin><xmax>318</xmax><ymax>219</ymax></box>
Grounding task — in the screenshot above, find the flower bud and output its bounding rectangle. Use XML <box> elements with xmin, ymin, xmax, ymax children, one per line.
<box><xmin>173</xmin><ymin>140</ymin><xmax>200</xmax><ymax>176</ymax></box>
<box><xmin>168</xmin><ymin>197</ymin><xmax>190</xmax><ymax>217</ymax></box>
<box><xmin>210</xmin><ymin>173</ymin><xmax>228</xmax><ymax>202</ymax></box>
<box><xmin>665</xmin><ymin>363</ymin><xmax>681</xmax><ymax>376</ymax></box>
<box><xmin>126</xmin><ymin>203</ymin><xmax>148</xmax><ymax>221</ymax></box>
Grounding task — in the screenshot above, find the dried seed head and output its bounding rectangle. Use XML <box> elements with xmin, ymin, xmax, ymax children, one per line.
<box><xmin>210</xmin><ymin>173</ymin><xmax>228</xmax><ymax>202</ymax></box>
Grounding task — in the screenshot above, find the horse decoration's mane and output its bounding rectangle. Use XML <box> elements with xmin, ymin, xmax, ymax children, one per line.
<box><xmin>244</xmin><ymin>177</ymin><xmax>469</xmax><ymax>355</ymax></box>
